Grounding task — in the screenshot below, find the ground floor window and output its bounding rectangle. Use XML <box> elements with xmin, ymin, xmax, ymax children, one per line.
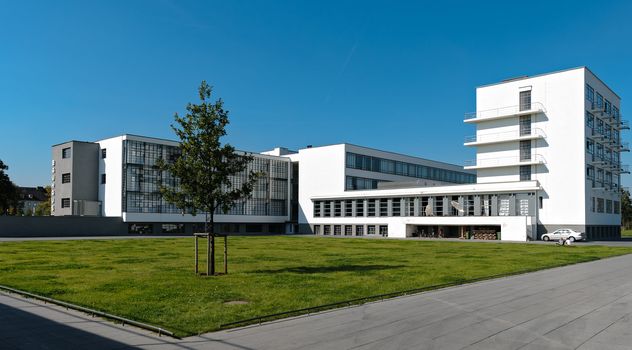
<box><xmin>355</xmin><ymin>225</ymin><xmax>364</xmax><ymax>236</ymax></box>
<box><xmin>334</xmin><ymin>225</ymin><xmax>342</xmax><ymax>235</ymax></box>
<box><xmin>313</xmin><ymin>225</ymin><xmax>321</xmax><ymax>235</ymax></box>
<box><xmin>129</xmin><ymin>223</ymin><xmax>152</xmax><ymax>234</ymax></box>
<box><xmin>379</xmin><ymin>225</ymin><xmax>388</xmax><ymax>236</ymax></box>
<box><xmin>344</xmin><ymin>225</ymin><xmax>352</xmax><ymax>235</ymax></box>
<box><xmin>367</xmin><ymin>225</ymin><xmax>376</xmax><ymax>235</ymax></box>
<box><xmin>161</xmin><ymin>223</ymin><xmax>184</xmax><ymax>234</ymax></box>
<box><xmin>323</xmin><ymin>225</ymin><xmax>331</xmax><ymax>235</ymax></box>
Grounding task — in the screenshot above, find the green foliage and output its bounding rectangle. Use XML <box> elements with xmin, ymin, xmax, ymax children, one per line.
<box><xmin>33</xmin><ymin>186</ymin><xmax>52</xmax><ymax>216</ymax></box>
<box><xmin>0</xmin><ymin>159</ymin><xmax>19</xmax><ymax>215</ymax></box>
<box><xmin>622</xmin><ymin>188</ymin><xmax>632</xmax><ymax>229</ymax></box>
<box><xmin>0</xmin><ymin>236</ymin><xmax>631</xmax><ymax>336</ymax></box>
<box><xmin>158</xmin><ymin>81</ymin><xmax>260</xmax><ymax>233</ymax></box>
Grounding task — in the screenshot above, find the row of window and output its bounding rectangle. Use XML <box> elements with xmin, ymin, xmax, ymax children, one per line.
<box><xmin>345</xmin><ymin>152</ymin><xmax>476</xmax><ymax>184</ymax></box>
<box><xmin>586</xmin><ymin>84</ymin><xmax>620</xmax><ymax>119</ymax></box>
<box><xmin>586</xmin><ymin>111</ymin><xmax>620</xmax><ymax>144</ymax></box>
<box><xmin>313</xmin><ymin>224</ymin><xmax>387</xmax><ymax>236</ymax></box>
<box><xmin>121</xmin><ymin>140</ymin><xmax>290</xmax><ymax>215</ymax></box>
<box><xmin>313</xmin><ymin>193</ymin><xmax>537</xmax><ymax>218</ymax></box>
<box><xmin>345</xmin><ymin>176</ymin><xmax>387</xmax><ymax>191</ymax></box>
<box><xmin>591</xmin><ymin>197</ymin><xmax>620</xmax><ymax>214</ymax></box>
<box><xmin>586</xmin><ymin>139</ymin><xmax>620</xmax><ymax>164</ymax></box>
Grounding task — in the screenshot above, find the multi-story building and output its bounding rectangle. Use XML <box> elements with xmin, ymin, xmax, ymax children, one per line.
<box><xmin>52</xmin><ymin>134</ymin><xmax>293</xmax><ymax>234</ymax></box>
<box><xmin>302</xmin><ymin>67</ymin><xmax>627</xmax><ymax>241</ymax></box>
<box><xmin>50</xmin><ymin>67</ymin><xmax>626</xmax><ymax>240</ymax></box>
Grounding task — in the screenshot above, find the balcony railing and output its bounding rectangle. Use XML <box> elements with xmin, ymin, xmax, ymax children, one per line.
<box><xmin>464</xmin><ymin>128</ymin><xmax>547</xmax><ymax>145</ymax></box>
<box><xmin>615</xmin><ymin>120</ymin><xmax>630</xmax><ymax>130</ymax></box>
<box><xmin>464</xmin><ymin>102</ymin><xmax>546</xmax><ymax>123</ymax></box>
<box><xmin>464</xmin><ymin>154</ymin><xmax>546</xmax><ymax>169</ymax></box>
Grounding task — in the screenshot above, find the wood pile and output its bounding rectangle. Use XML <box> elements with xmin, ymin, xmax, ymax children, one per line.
<box><xmin>472</xmin><ymin>229</ymin><xmax>498</xmax><ymax>240</ymax></box>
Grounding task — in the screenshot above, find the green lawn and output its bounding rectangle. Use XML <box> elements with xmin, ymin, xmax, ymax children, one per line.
<box><xmin>622</xmin><ymin>229</ymin><xmax>632</xmax><ymax>237</ymax></box>
<box><xmin>1</xmin><ymin>236</ymin><xmax>631</xmax><ymax>337</ymax></box>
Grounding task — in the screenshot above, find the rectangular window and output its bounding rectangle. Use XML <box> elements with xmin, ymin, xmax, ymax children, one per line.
<box><xmin>61</xmin><ymin>198</ymin><xmax>70</xmax><ymax>208</ymax></box>
<box><xmin>519</xmin><ymin>90</ymin><xmax>532</xmax><ymax>111</ymax></box>
<box><xmin>586</xmin><ymin>165</ymin><xmax>594</xmax><ymax>179</ymax></box>
<box><xmin>313</xmin><ymin>201</ymin><xmax>321</xmax><ymax>217</ymax></box>
<box><xmin>606</xmin><ymin>200</ymin><xmax>612</xmax><ymax>214</ymax></box>
<box><xmin>586</xmin><ymin>84</ymin><xmax>594</xmax><ymax>102</ymax></box>
<box><xmin>539</xmin><ymin>196</ymin><xmax>543</xmax><ymax>209</ymax></box>
<box><xmin>379</xmin><ymin>199</ymin><xmax>388</xmax><ymax>216</ymax></box>
<box><xmin>62</xmin><ymin>147</ymin><xmax>71</xmax><ymax>159</ymax></box>
<box><xmin>520</xmin><ymin>165</ymin><xmax>531</xmax><ymax>181</ymax></box>
<box><xmin>605</xmin><ymin>100</ymin><xmax>612</xmax><ymax>115</ymax></box>
<box><xmin>586</xmin><ymin>111</ymin><xmax>594</xmax><ymax>128</ymax></box>
<box><xmin>392</xmin><ymin>198</ymin><xmax>401</xmax><ymax>216</ymax></box>
<box><xmin>367</xmin><ymin>225</ymin><xmax>376</xmax><ymax>235</ymax></box>
<box><xmin>597</xmin><ymin>198</ymin><xmax>604</xmax><ymax>213</ymax></box>
<box><xmin>101</xmin><ymin>174</ymin><xmax>106</xmax><ymax>184</ymax></box>
<box><xmin>596</xmin><ymin>93</ymin><xmax>604</xmax><ymax>109</ymax></box>
<box><xmin>614</xmin><ymin>201</ymin><xmax>621</xmax><ymax>214</ymax></box>
<box><xmin>355</xmin><ymin>225</ymin><xmax>364</xmax><ymax>236</ymax></box>
<box><xmin>161</xmin><ymin>224</ymin><xmax>184</xmax><ymax>234</ymax></box>
<box><xmin>520</xmin><ymin>140</ymin><xmax>531</xmax><ymax>161</ymax></box>
<box><xmin>344</xmin><ymin>226</ymin><xmax>352</xmax><ymax>236</ymax></box>
<box><xmin>345</xmin><ymin>200</ymin><xmax>353</xmax><ymax>216</ymax></box>
<box><xmin>333</xmin><ymin>225</ymin><xmax>341</xmax><ymax>235</ymax></box>
<box><xmin>62</xmin><ymin>173</ymin><xmax>71</xmax><ymax>183</ymax></box>
<box><xmin>101</xmin><ymin>149</ymin><xmax>107</xmax><ymax>159</ymax></box>
<box><xmin>597</xmin><ymin>119</ymin><xmax>604</xmax><ymax>134</ymax></box>
<box><xmin>313</xmin><ymin>225</ymin><xmax>321</xmax><ymax>235</ymax></box>
<box><xmin>591</xmin><ymin>197</ymin><xmax>595</xmax><ymax>212</ymax></box>
<box><xmin>323</xmin><ymin>225</ymin><xmax>331</xmax><ymax>235</ymax></box>
<box><xmin>367</xmin><ymin>200</ymin><xmax>376</xmax><ymax>217</ymax></box>
<box><xmin>379</xmin><ymin>225</ymin><xmax>388</xmax><ymax>236</ymax></box>
<box><xmin>333</xmin><ymin>201</ymin><xmax>341</xmax><ymax>217</ymax></box>
<box><xmin>324</xmin><ymin>202</ymin><xmax>331</xmax><ymax>217</ymax></box>
<box><xmin>586</xmin><ymin>139</ymin><xmax>594</xmax><ymax>154</ymax></box>
<box><xmin>519</xmin><ymin>115</ymin><xmax>531</xmax><ymax>136</ymax></box>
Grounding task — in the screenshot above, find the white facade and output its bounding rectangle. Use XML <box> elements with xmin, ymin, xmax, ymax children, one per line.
<box><xmin>299</xmin><ymin>67</ymin><xmax>626</xmax><ymax>241</ymax></box>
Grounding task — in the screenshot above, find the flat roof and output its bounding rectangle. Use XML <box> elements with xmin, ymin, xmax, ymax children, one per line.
<box><xmin>477</xmin><ymin>66</ymin><xmax>620</xmax><ymax>99</ymax></box>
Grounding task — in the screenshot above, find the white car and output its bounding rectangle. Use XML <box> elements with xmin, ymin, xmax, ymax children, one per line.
<box><xmin>541</xmin><ymin>229</ymin><xmax>585</xmax><ymax>242</ymax></box>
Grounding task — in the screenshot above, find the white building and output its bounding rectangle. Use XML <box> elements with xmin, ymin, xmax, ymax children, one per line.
<box><xmin>51</xmin><ymin>67</ymin><xmax>626</xmax><ymax>240</ymax></box>
<box><xmin>291</xmin><ymin>67</ymin><xmax>627</xmax><ymax>241</ymax></box>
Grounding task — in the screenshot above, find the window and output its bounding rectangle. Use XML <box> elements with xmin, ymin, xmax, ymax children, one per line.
<box><xmin>101</xmin><ymin>174</ymin><xmax>106</xmax><ymax>184</ymax></box>
<box><xmin>62</xmin><ymin>147</ymin><xmax>71</xmax><ymax>158</ymax></box>
<box><xmin>586</xmin><ymin>111</ymin><xmax>594</xmax><ymax>128</ymax></box>
<box><xmin>61</xmin><ymin>198</ymin><xmax>70</xmax><ymax>208</ymax></box>
<box><xmin>614</xmin><ymin>201</ymin><xmax>621</xmax><ymax>214</ymax></box>
<box><xmin>539</xmin><ymin>196</ymin><xmax>543</xmax><ymax>209</ymax></box>
<box><xmin>597</xmin><ymin>119</ymin><xmax>604</xmax><ymax>134</ymax></box>
<box><xmin>333</xmin><ymin>201</ymin><xmax>341</xmax><ymax>217</ymax></box>
<box><xmin>379</xmin><ymin>199</ymin><xmax>388</xmax><ymax>216</ymax></box>
<box><xmin>62</xmin><ymin>173</ymin><xmax>71</xmax><ymax>183</ymax></box>
<box><xmin>344</xmin><ymin>226</ymin><xmax>352</xmax><ymax>236</ymax></box>
<box><xmin>333</xmin><ymin>225</ymin><xmax>341</xmax><ymax>235</ymax></box>
<box><xmin>313</xmin><ymin>202</ymin><xmax>321</xmax><ymax>217</ymax></box>
<box><xmin>355</xmin><ymin>225</ymin><xmax>364</xmax><ymax>236</ymax></box>
<box><xmin>519</xmin><ymin>90</ymin><xmax>531</xmax><ymax>111</ymax></box>
<box><xmin>128</xmin><ymin>223</ymin><xmax>152</xmax><ymax>234</ymax></box>
<box><xmin>367</xmin><ymin>200</ymin><xmax>376</xmax><ymax>217</ymax></box>
<box><xmin>101</xmin><ymin>149</ymin><xmax>107</xmax><ymax>159</ymax></box>
<box><xmin>379</xmin><ymin>225</ymin><xmax>388</xmax><ymax>236</ymax></box>
<box><xmin>597</xmin><ymin>198</ymin><xmax>604</xmax><ymax>213</ymax></box>
<box><xmin>519</xmin><ymin>115</ymin><xmax>531</xmax><ymax>136</ymax></box>
<box><xmin>520</xmin><ymin>140</ymin><xmax>531</xmax><ymax>161</ymax></box>
<box><xmin>586</xmin><ymin>166</ymin><xmax>595</xmax><ymax>179</ymax></box>
<box><xmin>586</xmin><ymin>84</ymin><xmax>594</xmax><ymax>102</ymax></box>
<box><xmin>605</xmin><ymin>100</ymin><xmax>612</xmax><ymax>115</ymax></box>
<box><xmin>613</xmin><ymin>106</ymin><xmax>620</xmax><ymax>121</ymax></box>
<box><xmin>345</xmin><ymin>200</ymin><xmax>353</xmax><ymax>216</ymax></box>
<box><xmin>586</xmin><ymin>139</ymin><xmax>594</xmax><ymax>154</ymax></box>
<box><xmin>606</xmin><ymin>200</ymin><xmax>612</xmax><ymax>214</ymax></box>
<box><xmin>596</xmin><ymin>93</ymin><xmax>603</xmax><ymax>109</ymax></box>
<box><xmin>392</xmin><ymin>198</ymin><xmax>401</xmax><ymax>216</ymax></box>
<box><xmin>323</xmin><ymin>225</ymin><xmax>331</xmax><ymax>235</ymax></box>
<box><xmin>161</xmin><ymin>224</ymin><xmax>184</xmax><ymax>234</ymax></box>
<box><xmin>520</xmin><ymin>165</ymin><xmax>531</xmax><ymax>181</ymax></box>
<box><xmin>591</xmin><ymin>197</ymin><xmax>595</xmax><ymax>212</ymax></box>
<box><xmin>313</xmin><ymin>225</ymin><xmax>321</xmax><ymax>235</ymax></box>
<box><xmin>367</xmin><ymin>225</ymin><xmax>376</xmax><ymax>235</ymax></box>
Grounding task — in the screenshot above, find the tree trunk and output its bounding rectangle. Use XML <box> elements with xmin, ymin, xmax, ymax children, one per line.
<box><xmin>208</xmin><ymin>211</ymin><xmax>215</xmax><ymax>276</ymax></box>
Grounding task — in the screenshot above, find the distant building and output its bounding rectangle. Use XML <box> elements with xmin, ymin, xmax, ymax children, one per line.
<box><xmin>18</xmin><ymin>186</ymin><xmax>47</xmax><ymax>215</ymax></box>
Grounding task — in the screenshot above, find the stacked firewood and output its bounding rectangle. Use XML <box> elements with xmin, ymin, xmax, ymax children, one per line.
<box><xmin>472</xmin><ymin>230</ymin><xmax>498</xmax><ymax>240</ymax></box>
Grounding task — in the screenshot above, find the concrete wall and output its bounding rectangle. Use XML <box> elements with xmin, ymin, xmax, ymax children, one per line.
<box><xmin>97</xmin><ymin>136</ymin><xmax>124</xmax><ymax>217</ymax></box>
<box><xmin>0</xmin><ymin>216</ymin><xmax>127</xmax><ymax>237</ymax></box>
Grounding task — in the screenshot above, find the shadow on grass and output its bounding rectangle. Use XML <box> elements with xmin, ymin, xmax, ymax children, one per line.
<box><xmin>254</xmin><ymin>264</ymin><xmax>405</xmax><ymax>274</ymax></box>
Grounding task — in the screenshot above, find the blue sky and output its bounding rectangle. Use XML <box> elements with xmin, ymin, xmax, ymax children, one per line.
<box><xmin>1</xmin><ymin>0</ymin><xmax>632</xmax><ymax>187</ymax></box>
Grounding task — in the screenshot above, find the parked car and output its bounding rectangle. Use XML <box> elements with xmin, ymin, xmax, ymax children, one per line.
<box><xmin>541</xmin><ymin>229</ymin><xmax>585</xmax><ymax>242</ymax></box>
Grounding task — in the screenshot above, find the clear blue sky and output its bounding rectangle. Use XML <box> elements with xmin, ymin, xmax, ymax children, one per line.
<box><xmin>2</xmin><ymin>0</ymin><xmax>632</xmax><ymax>187</ymax></box>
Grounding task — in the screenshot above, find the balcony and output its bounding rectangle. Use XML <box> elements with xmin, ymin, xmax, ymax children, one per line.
<box><xmin>464</xmin><ymin>128</ymin><xmax>547</xmax><ymax>146</ymax></box>
<box><xmin>613</xmin><ymin>164</ymin><xmax>630</xmax><ymax>174</ymax></box>
<box><xmin>615</xmin><ymin>142</ymin><xmax>630</xmax><ymax>152</ymax></box>
<box><xmin>464</xmin><ymin>102</ymin><xmax>546</xmax><ymax>124</ymax></box>
<box><xmin>464</xmin><ymin>154</ymin><xmax>547</xmax><ymax>170</ymax></box>
<box><xmin>614</xmin><ymin>120</ymin><xmax>630</xmax><ymax>130</ymax></box>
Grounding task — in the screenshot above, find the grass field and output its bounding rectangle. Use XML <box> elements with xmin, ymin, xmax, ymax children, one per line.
<box><xmin>1</xmin><ymin>236</ymin><xmax>632</xmax><ymax>336</ymax></box>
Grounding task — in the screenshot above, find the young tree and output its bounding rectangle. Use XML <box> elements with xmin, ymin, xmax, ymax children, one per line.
<box><xmin>0</xmin><ymin>160</ymin><xmax>19</xmax><ymax>215</ymax></box>
<box><xmin>34</xmin><ymin>186</ymin><xmax>52</xmax><ymax>216</ymax></box>
<box><xmin>621</xmin><ymin>188</ymin><xmax>632</xmax><ymax>229</ymax></box>
<box><xmin>159</xmin><ymin>81</ymin><xmax>260</xmax><ymax>275</ymax></box>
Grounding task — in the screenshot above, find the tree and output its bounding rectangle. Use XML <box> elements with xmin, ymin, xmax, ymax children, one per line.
<box><xmin>621</xmin><ymin>188</ymin><xmax>632</xmax><ymax>229</ymax></box>
<box><xmin>34</xmin><ymin>186</ymin><xmax>52</xmax><ymax>216</ymax></box>
<box><xmin>0</xmin><ymin>159</ymin><xmax>19</xmax><ymax>215</ymax></box>
<box><xmin>159</xmin><ymin>81</ymin><xmax>261</xmax><ymax>275</ymax></box>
